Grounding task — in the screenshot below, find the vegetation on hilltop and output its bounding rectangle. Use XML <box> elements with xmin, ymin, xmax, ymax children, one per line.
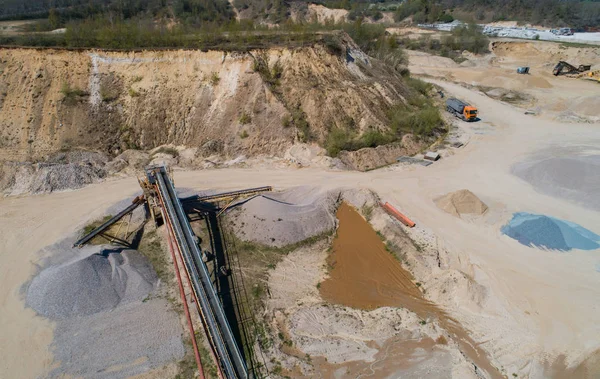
<box><xmin>394</xmin><ymin>0</ymin><xmax>600</xmax><ymax>30</ymax></box>
<box><xmin>398</xmin><ymin>23</ymin><xmax>489</xmax><ymax>63</ymax></box>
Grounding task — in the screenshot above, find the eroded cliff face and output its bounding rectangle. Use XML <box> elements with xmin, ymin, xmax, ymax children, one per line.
<box><xmin>0</xmin><ymin>39</ymin><xmax>409</xmax><ymax>163</ymax></box>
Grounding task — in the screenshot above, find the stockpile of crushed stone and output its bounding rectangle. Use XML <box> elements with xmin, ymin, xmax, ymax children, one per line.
<box><xmin>228</xmin><ymin>186</ymin><xmax>339</xmax><ymax>247</ymax></box>
<box><xmin>27</xmin><ymin>249</ymin><xmax>156</xmax><ymax>319</ymax></box>
<box><xmin>501</xmin><ymin>212</ymin><xmax>600</xmax><ymax>251</ymax></box>
<box><xmin>512</xmin><ymin>152</ymin><xmax>600</xmax><ymax>211</ymax></box>
<box><xmin>26</xmin><ymin>243</ymin><xmax>184</xmax><ymax>378</ymax></box>
<box><xmin>435</xmin><ymin>189</ymin><xmax>488</xmax><ymax>217</ymax></box>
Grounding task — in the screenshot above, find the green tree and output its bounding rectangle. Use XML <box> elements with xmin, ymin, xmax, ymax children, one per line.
<box><xmin>48</xmin><ymin>8</ymin><xmax>60</xmax><ymax>29</ymax></box>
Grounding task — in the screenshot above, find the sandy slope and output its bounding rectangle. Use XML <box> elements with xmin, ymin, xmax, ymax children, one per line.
<box><xmin>1</xmin><ymin>80</ymin><xmax>599</xmax><ymax>377</ymax></box>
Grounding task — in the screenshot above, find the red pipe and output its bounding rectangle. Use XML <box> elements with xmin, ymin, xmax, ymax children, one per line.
<box><xmin>155</xmin><ymin>184</ymin><xmax>223</xmax><ymax>379</ymax></box>
<box><xmin>169</xmin><ymin>226</ymin><xmax>225</xmax><ymax>379</ymax></box>
<box><xmin>155</xmin><ymin>186</ymin><xmax>205</xmax><ymax>379</ymax></box>
<box><xmin>381</xmin><ymin>202</ymin><xmax>416</xmax><ymax>227</ymax></box>
<box><xmin>165</xmin><ymin>224</ymin><xmax>207</xmax><ymax>379</ymax></box>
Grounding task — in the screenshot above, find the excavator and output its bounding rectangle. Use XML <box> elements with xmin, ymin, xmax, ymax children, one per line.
<box><xmin>552</xmin><ymin>61</ymin><xmax>592</xmax><ymax>76</ymax></box>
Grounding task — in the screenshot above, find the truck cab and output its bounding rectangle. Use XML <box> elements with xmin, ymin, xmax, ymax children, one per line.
<box><xmin>446</xmin><ymin>98</ymin><xmax>478</xmax><ymax>122</ymax></box>
<box><xmin>463</xmin><ymin>106</ymin><xmax>478</xmax><ymax>121</ymax></box>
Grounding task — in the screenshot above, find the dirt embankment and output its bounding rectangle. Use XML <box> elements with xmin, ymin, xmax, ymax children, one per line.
<box><xmin>0</xmin><ymin>39</ymin><xmax>413</xmax><ymax>164</ymax></box>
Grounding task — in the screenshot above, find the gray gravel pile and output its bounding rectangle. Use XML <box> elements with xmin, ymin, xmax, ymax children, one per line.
<box><xmin>25</xmin><ymin>237</ymin><xmax>184</xmax><ymax>378</ymax></box>
<box><xmin>512</xmin><ymin>147</ymin><xmax>600</xmax><ymax>210</ymax></box>
<box><xmin>27</xmin><ymin>249</ymin><xmax>156</xmax><ymax>319</ymax></box>
<box><xmin>228</xmin><ymin>186</ymin><xmax>340</xmax><ymax>247</ymax></box>
<box><xmin>49</xmin><ymin>299</ymin><xmax>184</xmax><ymax>379</ymax></box>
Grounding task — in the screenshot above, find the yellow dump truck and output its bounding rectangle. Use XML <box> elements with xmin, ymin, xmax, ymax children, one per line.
<box><xmin>446</xmin><ymin>98</ymin><xmax>478</xmax><ymax>122</ymax></box>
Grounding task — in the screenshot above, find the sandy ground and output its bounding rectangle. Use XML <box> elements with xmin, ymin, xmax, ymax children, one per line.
<box><xmin>1</xmin><ymin>79</ymin><xmax>599</xmax><ymax>377</ymax></box>
<box><xmin>408</xmin><ymin>40</ymin><xmax>600</xmax><ymax>123</ymax></box>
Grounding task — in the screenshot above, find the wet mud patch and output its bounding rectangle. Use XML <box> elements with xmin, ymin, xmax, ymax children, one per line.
<box><xmin>319</xmin><ymin>202</ymin><xmax>503</xmax><ymax>378</ymax></box>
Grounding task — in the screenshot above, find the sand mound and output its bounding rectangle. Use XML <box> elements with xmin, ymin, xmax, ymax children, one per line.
<box><xmin>435</xmin><ymin>189</ymin><xmax>488</xmax><ymax>217</ymax></box>
<box><xmin>27</xmin><ymin>249</ymin><xmax>156</xmax><ymax>319</ymax></box>
<box><xmin>502</xmin><ymin>213</ymin><xmax>600</xmax><ymax>251</ymax></box>
<box><xmin>228</xmin><ymin>186</ymin><xmax>339</xmax><ymax>247</ymax></box>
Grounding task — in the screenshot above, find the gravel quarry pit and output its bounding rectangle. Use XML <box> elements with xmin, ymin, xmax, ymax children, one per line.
<box><xmin>2</xmin><ymin>73</ymin><xmax>600</xmax><ymax>379</ymax></box>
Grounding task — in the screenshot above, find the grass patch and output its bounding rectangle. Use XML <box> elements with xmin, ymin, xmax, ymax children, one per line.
<box><xmin>398</xmin><ymin>24</ymin><xmax>489</xmax><ymax>63</ymax></box>
<box><xmin>209</xmin><ymin>72</ymin><xmax>220</xmax><ymax>86</ymax></box>
<box><xmin>388</xmin><ymin>104</ymin><xmax>444</xmax><ymax>138</ymax></box>
<box><xmin>323</xmin><ymin>75</ymin><xmax>445</xmax><ymax>158</ymax></box>
<box><xmin>99</xmin><ymin>83</ymin><xmax>118</xmax><ymax>102</ymax></box>
<box><xmin>60</xmin><ymin>82</ymin><xmax>86</xmax><ymax>104</ymax></box>
<box><xmin>406</xmin><ymin>77</ymin><xmax>432</xmax><ymax>96</ymax></box>
<box><xmin>252</xmin><ymin>51</ymin><xmax>283</xmax><ymax>88</ymax></box>
<box><xmin>239</xmin><ymin>112</ymin><xmax>251</xmax><ymax>125</ymax></box>
<box><xmin>559</xmin><ymin>41</ymin><xmax>597</xmax><ymax>49</ymax></box>
<box><xmin>138</xmin><ymin>229</ymin><xmax>171</xmax><ymax>283</ymax></box>
<box><xmin>361</xmin><ymin>204</ymin><xmax>374</xmax><ymax>221</ymax></box>
<box><xmin>176</xmin><ymin>333</ymin><xmax>218</xmax><ymax>379</ymax></box>
<box><xmin>128</xmin><ymin>87</ymin><xmax>140</xmax><ymax>97</ymax></box>
<box><xmin>325</xmin><ymin>128</ymin><xmax>395</xmax><ymax>157</ymax></box>
<box><xmin>239</xmin><ymin>130</ymin><xmax>249</xmax><ymax>139</ymax></box>
<box><xmin>80</xmin><ymin>215</ymin><xmax>113</xmax><ymax>242</ymax></box>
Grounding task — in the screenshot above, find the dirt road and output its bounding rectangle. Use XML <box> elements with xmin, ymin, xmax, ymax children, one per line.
<box><xmin>1</xmin><ymin>80</ymin><xmax>599</xmax><ymax>377</ymax></box>
<box><xmin>409</xmin><ymin>40</ymin><xmax>600</xmax><ymax>123</ymax></box>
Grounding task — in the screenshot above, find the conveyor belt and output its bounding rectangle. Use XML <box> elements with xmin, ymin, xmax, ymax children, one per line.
<box><xmin>73</xmin><ymin>196</ymin><xmax>145</xmax><ymax>248</ymax></box>
<box><xmin>149</xmin><ymin>166</ymin><xmax>248</xmax><ymax>379</ymax></box>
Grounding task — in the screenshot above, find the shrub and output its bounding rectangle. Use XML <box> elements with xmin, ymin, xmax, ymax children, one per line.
<box><xmin>210</xmin><ymin>72</ymin><xmax>220</xmax><ymax>86</ymax></box>
<box><xmin>360</xmin><ymin>129</ymin><xmax>393</xmax><ymax>148</ymax></box>
<box><xmin>128</xmin><ymin>87</ymin><xmax>140</xmax><ymax>97</ymax></box>
<box><xmin>239</xmin><ymin>130</ymin><xmax>249</xmax><ymax>139</ymax></box>
<box><xmin>406</xmin><ymin>77</ymin><xmax>431</xmax><ymax>95</ymax></box>
<box><xmin>60</xmin><ymin>82</ymin><xmax>86</xmax><ymax>103</ymax></box>
<box><xmin>252</xmin><ymin>51</ymin><xmax>283</xmax><ymax>87</ymax></box>
<box><xmin>323</xmin><ymin>34</ymin><xmax>344</xmax><ymax>56</ymax></box>
<box><xmin>99</xmin><ymin>83</ymin><xmax>118</xmax><ymax>102</ymax></box>
<box><xmin>389</xmin><ymin>105</ymin><xmax>444</xmax><ymax>137</ymax></box>
<box><xmin>239</xmin><ymin>112</ymin><xmax>251</xmax><ymax>124</ymax></box>
<box><xmin>325</xmin><ymin>128</ymin><xmax>353</xmax><ymax>157</ymax></box>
